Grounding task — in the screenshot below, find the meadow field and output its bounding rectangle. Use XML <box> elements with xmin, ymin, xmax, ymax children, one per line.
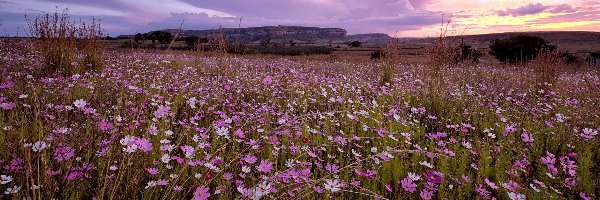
<box><xmin>0</xmin><ymin>39</ymin><xmax>599</xmax><ymax>200</ymax></box>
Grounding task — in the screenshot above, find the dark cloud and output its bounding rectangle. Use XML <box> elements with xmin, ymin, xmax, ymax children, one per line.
<box><xmin>497</xmin><ymin>3</ymin><xmax>577</xmax><ymax>17</ymax></box>
<box><xmin>497</xmin><ymin>3</ymin><xmax>549</xmax><ymax>17</ymax></box>
<box><xmin>549</xmin><ymin>4</ymin><xmax>577</xmax><ymax>13</ymax></box>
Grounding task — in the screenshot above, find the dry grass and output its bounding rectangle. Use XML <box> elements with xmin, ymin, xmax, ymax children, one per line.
<box><xmin>528</xmin><ymin>51</ymin><xmax>566</xmax><ymax>90</ymax></box>
<box><xmin>28</xmin><ymin>10</ymin><xmax>104</xmax><ymax>76</ymax></box>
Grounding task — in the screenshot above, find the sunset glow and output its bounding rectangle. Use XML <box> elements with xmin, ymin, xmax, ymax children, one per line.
<box><xmin>0</xmin><ymin>0</ymin><xmax>598</xmax><ymax>37</ymax></box>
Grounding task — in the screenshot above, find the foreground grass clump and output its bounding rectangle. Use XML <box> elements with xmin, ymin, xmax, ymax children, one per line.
<box><xmin>0</xmin><ymin>40</ymin><xmax>599</xmax><ymax>200</ymax></box>
<box><xmin>29</xmin><ymin>11</ymin><xmax>104</xmax><ymax>76</ymax></box>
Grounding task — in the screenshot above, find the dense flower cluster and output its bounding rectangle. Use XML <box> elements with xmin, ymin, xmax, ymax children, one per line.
<box><xmin>0</xmin><ymin>40</ymin><xmax>598</xmax><ymax>199</ymax></box>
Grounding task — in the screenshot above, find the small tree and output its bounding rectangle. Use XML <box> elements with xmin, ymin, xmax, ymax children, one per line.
<box><xmin>489</xmin><ymin>35</ymin><xmax>556</xmax><ymax>64</ymax></box>
<box><xmin>149</xmin><ymin>31</ymin><xmax>173</xmax><ymax>44</ymax></box>
<box><xmin>452</xmin><ymin>43</ymin><xmax>482</xmax><ymax>63</ymax></box>
<box><xmin>134</xmin><ymin>33</ymin><xmax>144</xmax><ymax>44</ymax></box>
<box><xmin>348</xmin><ymin>41</ymin><xmax>362</xmax><ymax>47</ymax></box>
<box><xmin>371</xmin><ymin>50</ymin><xmax>386</xmax><ymax>59</ymax></box>
<box><xmin>184</xmin><ymin>36</ymin><xmax>200</xmax><ymax>50</ymax></box>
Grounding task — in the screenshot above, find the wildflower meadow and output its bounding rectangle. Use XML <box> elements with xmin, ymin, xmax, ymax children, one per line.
<box><xmin>0</xmin><ymin>39</ymin><xmax>599</xmax><ymax>200</ymax></box>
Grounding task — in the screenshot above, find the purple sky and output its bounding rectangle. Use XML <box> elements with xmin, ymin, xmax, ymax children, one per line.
<box><xmin>0</xmin><ymin>0</ymin><xmax>598</xmax><ymax>37</ymax></box>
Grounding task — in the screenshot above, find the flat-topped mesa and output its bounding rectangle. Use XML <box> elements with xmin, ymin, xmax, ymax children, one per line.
<box><xmin>161</xmin><ymin>26</ymin><xmax>348</xmax><ymax>43</ymax></box>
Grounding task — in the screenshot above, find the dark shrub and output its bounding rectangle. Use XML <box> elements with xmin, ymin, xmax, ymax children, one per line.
<box><xmin>149</xmin><ymin>31</ymin><xmax>173</xmax><ymax>44</ymax></box>
<box><xmin>184</xmin><ymin>36</ymin><xmax>200</xmax><ymax>50</ymax></box>
<box><xmin>453</xmin><ymin>43</ymin><xmax>482</xmax><ymax>63</ymax></box>
<box><xmin>348</xmin><ymin>41</ymin><xmax>362</xmax><ymax>47</ymax></box>
<box><xmin>489</xmin><ymin>35</ymin><xmax>556</xmax><ymax>64</ymax></box>
<box><xmin>558</xmin><ymin>51</ymin><xmax>581</xmax><ymax>66</ymax></box>
<box><xmin>371</xmin><ymin>50</ymin><xmax>386</xmax><ymax>59</ymax></box>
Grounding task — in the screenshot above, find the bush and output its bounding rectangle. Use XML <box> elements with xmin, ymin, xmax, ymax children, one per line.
<box><xmin>452</xmin><ymin>43</ymin><xmax>482</xmax><ymax>63</ymax></box>
<box><xmin>371</xmin><ymin>50</ymin><xmax>386</xmax><ymax>59</ymax></box>
<box><xmin>184</xmin><ymin>36</ymin><xmax>200</xmax><ymax>50</ymax></box>
<box><xmin>348</xmin><ymin>41</ymin><xmax>362</xmax><ymax>47</ymax></box>
<box><xmin>489</xmin><ymin>35</ymin><xmax>556</xmax><ymax>64</ymax></box>
<box><xmin>149</xmin><ymin>31</ymin><xmax>174</xmax><ymax>44</ymax></box>
<box><xmin>558</xmin><ymin>51</ymin><xmax>581</xmax><ymax>66</ymax></box>
<box><xmin>591</xmin><ymin>51</ymin><xmax>600</xmax><ymax>58</ymax></box>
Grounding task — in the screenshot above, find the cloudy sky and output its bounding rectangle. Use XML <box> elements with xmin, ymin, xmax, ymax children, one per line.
<box><xmin>0</xmin><ymin>0</ymin><xmax>598</xmax><ymax>37</ymax></box>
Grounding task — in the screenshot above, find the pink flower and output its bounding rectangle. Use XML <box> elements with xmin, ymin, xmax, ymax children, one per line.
<box><xmin>194</xmin><ymin>186</ymin><xmax>210</xmax><ymax>200</ymax></box>
<box><xmin>485</xmin><ymin>178</ymin><xmax>499</xmax><ymax>190</ymax></box>
<box><xmin>580</xmin><ymin>192</ymin><xmax>592</xmax><ymax>200</ymax></box>
<box><xmin>242</xmin><ymin>155</ymin><xmax>257</xmax><ymax>164</ymax></box>
<box><xmin>157</xmin><ymin>179</ymin><xmax>169</xmax><ymax>186</ymax></box>
<box><xmin>180</xmin><ymin>145</ymin><xmax>195</xmax><ymax>158</ymax></box>
<box><xmin>504</xmin><ymin>124</ymin><xmax>517</xmax><ymax>136</ymax></box>
<box><xmin>54</xmin><ymin>146</ymin><xmax>75</xmax><ymax>162</ymax></box>
<box><xmin>233</xmin><ymin>129</ymin><xmax>245</xmax><ymax>139</ymax></box>
<box><xmin>153</xmin><ymin>106</ymin><xmax>171</xmax><ymax>119</ymax></box>
<box><xmin>99</xmin><ymin>121</ymin><xmax>112</xmax><ymax>131</ymax></box>
<box><xmin>423</xmin><ymin>171</ymin><xmax>444</xmax><ymax>184</ymax></box>
<box><xmin>420</xmin><ymin>189</ymin><xmax>433</xmax><ymax>200</ymax></box>
<box><xmin>1</xmin><ymin>102</ymin><xmax>15</xmax><ymax>110</ymax></box>
<box><xmin>400</xmin><ymin>177</ymin><xmax>417</xmax><ymax>192</ymax></box>
<box><xmin>257</xmin><ymin>160</ymin><xmax>273</xmax><ymax>173</ymax></box>
<box><xmin>385</xmin><ymin>184</ymin><xmax>393</xmax><ymax>192</ymax></box>
<box><xmin>262</xmin><ymin>76</ymin><xmax>273</xmax><ymax>86</ymax></box>
<box><xmin>145</xmin><ymin>168</ymin><xmax>159</xmax><ymax>175</ymax></box>
<box><xmin>136</xmin><ymin>138</ymin><xmax>153</xmax><ymax>152</ymax></box>
<box><xmin>540</xmin><ymin>152</ymin><xmax>556</xmax><ymax>165</ymax></box>
<box><xmin>325</xmin><ymin>163</ymin><xmax>339</xmax><ymax>174</ymax></box>
<box><xmin>521</xmin><ymin>130</ymin><xmax>534</xmax><ymax>144</ymax></box>
<box><xmin>461</xmin><ymin>174</ymin><xmax>472</xmax><ymax>183</ymax></box>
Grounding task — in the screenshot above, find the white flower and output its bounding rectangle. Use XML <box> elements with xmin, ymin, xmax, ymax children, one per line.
<box><xmin>530</xmin><ymin>184</ymin><xmax>540</xmax><ymax>192</ymax></box>
<box><xmin>124</xmin><ymin>144</ymin><xmax>138</xmax><ymax>153</ymax></box>
<box><xmin>216</xmin><ymin>127</ymin><xmax>230</xmax><ymax>139</ymax></box>
<box><xmin>159</xmin><ymin>139</ymin><xmax>170</xmax><ymax>144</ymax></box>
<box><xmin>145</xmin><ymin>181</ymin><xmax>157</xmax><ymax>189</ymax></box>
<box><xmin>285</xmin><ymin>159</ymin><xmax>297</xmax><ymax>168</ymax></box>
<box><xmin>109</xmin><ymin>166</ymin><xmax>118</xmax><ymax>171</ymax></box>
<box><xmin>242</xmin><ymin>166</ymin><xmax>251</xmax><ymax>173</ymax></box>
<box><xmin>32</xmin><ymin>141</ymin><xmax>48</xmax><ymax>152</ymax></box>
<box><xmin>583</xmin><ymin>128</ymin><xmax>598</xmax><ymax>137</ymax></box>
<box><xmin>371</xmin><ymin>147</ymin><xmax>378</xmax><ymax>153</ymax></box>
<box><xmin>161</xmin><ymin>154</ymin><xmax>171</xmax><ymax>163</ymax></box>
<box><xmin>462</xmin><ymin>141</ymin><xmax>472</xmax><ymax>149</ymax></box>
<box><xmin>4</xmin><ymin>185</ymin><xmax>20</xmax><ymax>194</ymax></box>
<box><xmin>324</xmin><ymin>179</ymin><xmax>342</xmax><ymax>193</ymax></box>
<box><xmin>408</xmin><ymin>172</ymin><xmax>421</xmax><ymax>181</ymax></box>
<box><xmin>119</xmin><ymin>135</ymin><xmax>134</xmax><ymax>146</ymax></box>
<box><xmin>73</xmin><ymin>99</ymin><xmax>87</xmax><ymax>109</ymax></box>
<box><xmin>187</xmin><ymin>97</ymin><xmax>197</xmax><ymax>109</ymax></box>
<box><xmin>419</xmin><ymin>161</ymin><xmax>433</xmax><ymax>168</ymax></box>
<box><xmin>18</xmin><ymin>94</ymin><xmax>28</xmax><ymax>99</ymax></box>
<box><xmin>1</xmin><ymin>175</ymin><xmax>12</xmax><ymax>184</ymax></box>
<box><xmin>508</xmin><ymin>192</ymin><xmax>526</xmax><ymax>200</ymax></box>
<box><xmin>165</xmin><ymin>130</ymin><xmax>174</xmax><ymax>136</ymax></box>
<box><xmin>30</xmin><ymin>184</ymin><xmax>42</xmax><ymax>190</ymax></box>
<box><xmin>195</xmin><ymin>173</ymin><xmax>202</xmax><ymax>179</ymax></box>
